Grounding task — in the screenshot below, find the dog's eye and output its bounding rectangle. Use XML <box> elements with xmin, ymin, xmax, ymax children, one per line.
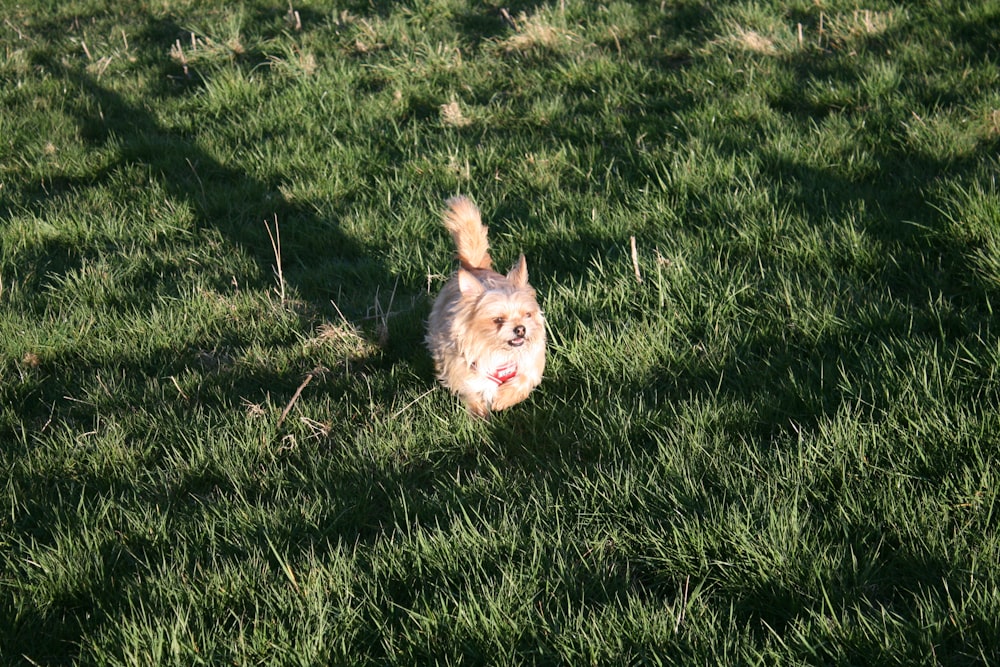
<box><xmin>493</xmin><ymin>317</ymin><xmax>505</xmax><ymax>325</ymax></box>
<box><xmin>524</xmin><ymin>312</ymin><xmax>533</xmax><ymax>319</ymax></box>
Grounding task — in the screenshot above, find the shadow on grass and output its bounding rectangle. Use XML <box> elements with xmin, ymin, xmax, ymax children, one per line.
<box><xmin>467</xmin><ymin>6</ymin><xmax>1000</xmax><ymax>659</ymax></box>
<box><xmin>2</xmin><ymin>9</ymin><xmax>400</xmax><ymax>660</ymax></box>
<box><xmin>4</xmin><ymin>2</ymin><xmax>1000</xmax><ymax>663</ymax></box>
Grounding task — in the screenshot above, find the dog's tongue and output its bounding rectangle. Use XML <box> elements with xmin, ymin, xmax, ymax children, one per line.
<box><xmin>508</xmin><ymin>337</ymin><xmax>525</xmax><ymax>347</ymax></box>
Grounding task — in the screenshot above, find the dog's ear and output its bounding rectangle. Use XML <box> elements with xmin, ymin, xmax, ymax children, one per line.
<box><xmin>458</xmin><ymin>269</ymin><xmax>485</xmax><ymax>295</ymax></box>
<box><xmin>506</xmin><ymin>254</ymin><xmax>528</xmax><ymax>287</ymax></box>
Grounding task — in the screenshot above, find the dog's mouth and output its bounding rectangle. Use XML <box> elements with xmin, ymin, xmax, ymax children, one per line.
<box><xmin>508</xmin><ymin>337</ymin><xmax>526</xmax><ymax>347</ymax></box>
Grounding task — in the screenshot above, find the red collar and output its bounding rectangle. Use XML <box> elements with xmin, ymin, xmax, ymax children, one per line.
<box><xmin>487</xmin><ymin>361</ymin><xmax>518</xmax><ymax>385</ymax></box>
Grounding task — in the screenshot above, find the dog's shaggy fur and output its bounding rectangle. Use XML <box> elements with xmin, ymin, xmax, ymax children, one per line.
<box><xmin>426</xmin><ymin>196</ymin><xmax>546</xmax><ymax>417</ymax></box>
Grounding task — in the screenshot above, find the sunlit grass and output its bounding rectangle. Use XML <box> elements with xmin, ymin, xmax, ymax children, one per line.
<box><xmin>2</xmin><ymin>0</ymin><xmax>999</xmax><ymax>664</ymax></box>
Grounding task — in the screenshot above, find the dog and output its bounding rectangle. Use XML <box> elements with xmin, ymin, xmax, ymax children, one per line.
<box><xmin>426</xmin><ymin>196</ymin><xmax>545</xmax><ymax>417</ymax></box>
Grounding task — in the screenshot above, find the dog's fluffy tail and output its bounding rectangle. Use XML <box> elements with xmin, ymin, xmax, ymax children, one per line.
<box><xmin>443</xmin><ymin>196</ymin><xmax>491</xmax><ymax>270</ymax></box>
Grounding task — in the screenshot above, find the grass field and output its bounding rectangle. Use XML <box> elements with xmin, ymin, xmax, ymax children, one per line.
<box><xmin>2</xmin><ymin>0</ymin><xmax>1000</xmax><ymax>664</ymax></box>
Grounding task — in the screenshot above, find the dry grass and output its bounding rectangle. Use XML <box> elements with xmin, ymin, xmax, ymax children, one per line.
<box><xmin>439</xmin><ymin>100</ymin><xmax>472</xmax><ymax>128</ymax></box>
<box><xmin>726</xmin><ymin>26</ymin><xmax>779</xmax><ymax>55</ymax></box>
<box><xmin>989</xmin><ymin>109</ymin><xmax>1000</xmax><ymax>138</ymax></box>
<box><xmin>827</xmin><ymin>9</ymin><xmax>900</xmax><ymax>45</ymax></box>
<box><xmin>313</xmin><ymin>321</ymin><xmax>377</xmax><ymax>358</ymax></box>
<box><xmin>498</xmin><ymin>10</ymin><xmax>576</xmax><ymax>55</ymax></box>
<box><xmin>716</xmin><ymin>9</ymin><xmax>902</xmax><ymax>56</ymax></box>
<box><xmin>269</xmin><ymin>48</ymin><xmax>317</xmax><ymax>77</ymax></box>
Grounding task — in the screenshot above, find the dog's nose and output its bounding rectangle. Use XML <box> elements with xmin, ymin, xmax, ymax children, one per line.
<box><xmin>513</xmin><ymin>325</ymin><xmax>526</xmax><ymax>338</ymax></box>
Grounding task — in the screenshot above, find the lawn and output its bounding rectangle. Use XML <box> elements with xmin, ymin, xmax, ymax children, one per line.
<box><xmin>2</xmin><ymin>0</ymin><xmax>999</xmax><ymax>664</ymax></box>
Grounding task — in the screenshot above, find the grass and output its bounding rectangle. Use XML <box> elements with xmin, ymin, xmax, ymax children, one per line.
<box><xmin>2</xmin><ymin>0</ymin><xmax>999</xmax><ymax>664</ymax></box>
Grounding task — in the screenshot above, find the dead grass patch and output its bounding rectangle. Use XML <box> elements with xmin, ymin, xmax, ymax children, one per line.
<box><xmin>313</xmin><ymin>321</ymin><xmax>377</xmax><ymax>358</ymax></box>
<box><xmin>439</xmin><ymin>100</ymin><xmax>472</xmax><ymax>128</ymax></box>
<box><xmin>730</xmin><ymin>27</ymin><xmax>778</xmax><ymax>55</ymax></box>
<box><xmin>827</xmin><ymin>9</ymin><xmax>899</xmax><ymax>45</ymax></box>
<box><xmin>498</xmin><ymin>11</ymin><xmax>576</xmax><ymax>55</ymax></box>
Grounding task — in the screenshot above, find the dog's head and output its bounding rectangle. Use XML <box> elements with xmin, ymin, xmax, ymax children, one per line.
<box><xmin>456</xmin><ymin>255</ymin><xmax>544</xmax><ymax>354</ymax></box>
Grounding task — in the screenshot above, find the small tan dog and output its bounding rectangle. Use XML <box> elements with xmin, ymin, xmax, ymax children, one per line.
<box><xmin>426</xmin><ymin>196</ymin><xmax>546</xmax><ymax>417</ymax></box>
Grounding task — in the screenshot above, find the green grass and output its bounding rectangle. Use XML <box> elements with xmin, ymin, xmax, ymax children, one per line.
<box><xmin>2</xmin><ymin>0</ymin><xmax>999</xmax><ymax>664</ymax></box>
